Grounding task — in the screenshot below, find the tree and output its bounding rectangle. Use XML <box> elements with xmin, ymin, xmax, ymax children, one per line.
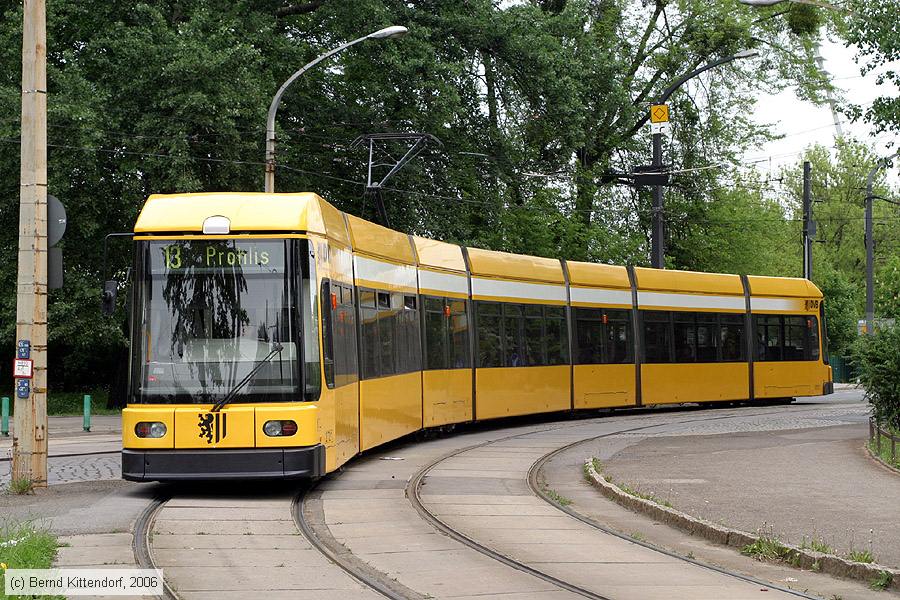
<box><xmin>844</xmin><ymin>0</ymin><xmax>900</xmax><ymax>133</ymax></box>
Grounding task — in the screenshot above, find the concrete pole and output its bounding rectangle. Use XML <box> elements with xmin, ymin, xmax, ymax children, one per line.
<box><xmin>802</xmin><ymin>161</ymin><xmax>812</xmax><ymax>280</ymax></box>
<box><xmin>13</xmin><ymin>0</ymin><xmax>49</xmax><ymax>487</ymax></box>
<box><xmin>651</xmin><ymin>133</ymin><xmax>664</xmax><ymax>269</ymax></box>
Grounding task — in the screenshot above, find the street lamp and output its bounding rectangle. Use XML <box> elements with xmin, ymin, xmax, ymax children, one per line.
<box><xmin>865</xmin><ymin>152</ymin><xmax>898</xmax><ymax>335</ymax></box>
<box><xmin>264</xmin><ymin>25</ymin><xmax>408</xmax><ymax>193</ymax></box>
<box><xmin>649</xmin><ymin>49</ymin><xmax>759</xmax><ymax>268</ymax></box>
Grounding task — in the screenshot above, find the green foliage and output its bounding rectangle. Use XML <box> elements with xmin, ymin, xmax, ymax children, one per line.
<box><xmin>741</xmin><ymin>536</ymin><xmax>796</xmax><ymax>562</ymax></box>
<box><xmin>816</xmin><ymin>266</ymin><xmax>860</xmax><ymax>355</ymax></box>
<box><xmin>847</xmin><ymin>549</ymin><xmax>875</xmax><ymax>564</ymax></box>
<box><xmin>800</xmin><ymin>537</ymin><xmax>833</xmax><ymax>554</ymax></box>
<box><xmin>0</xmin><ymin>521</ymin><xmax>62</xmax><ymax>599</ymax></box>
<box><xmin>844</xmin><ymin>0</ymin><xmax>900</xmax><ymax>133</ymax></box>
<box><xmin>870</xmin><ymin>570</ymin><xmax>893</xmax><ymax>591</ymax></box>
<box><xmin>6</xmin><ymin>479</ymin><xmax>33</xmax><ymax>496</ymax></box>
<box><xmin>875</xmin><ymin>256</ymin><xmax>900</xmax><ymax>320</ymax></box>
<box><xmin>786</xmin><ymin>4</ymin><xmax>822</xmax><ymax>36</ymax></box>
<box><xmin>852</xmin><ymin>325</ymin><xmax>900</xmax><ymax>430</ymax></box>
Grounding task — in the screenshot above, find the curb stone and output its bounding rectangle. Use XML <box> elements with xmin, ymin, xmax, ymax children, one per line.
<box><xmin>584</xmin><ymin>459</ymin><xmax>900</xmax><ymax>591</ymax></box>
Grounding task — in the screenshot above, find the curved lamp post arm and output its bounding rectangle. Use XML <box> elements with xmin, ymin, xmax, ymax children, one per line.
<box><xmin>264</xmin><ymin>25</ymin><xmax>407</xmax><ymax>193</ymax></box>
<box><xmin>864</xmin><ymin>150</ymin><xmax>898</xmax><ymax>334</ymax></box>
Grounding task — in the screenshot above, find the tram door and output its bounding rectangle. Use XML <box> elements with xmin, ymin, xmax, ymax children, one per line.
<box><xmin>319</xmin><ymin>243</ymin><xmax>361</xmax><ymax>468</ymax></box>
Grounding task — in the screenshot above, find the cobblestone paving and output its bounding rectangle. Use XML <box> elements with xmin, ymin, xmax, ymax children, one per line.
<box><xmin>0</xmin><ymin>453</ymin><xmax>120</xmax><ymax>490</ymax></box>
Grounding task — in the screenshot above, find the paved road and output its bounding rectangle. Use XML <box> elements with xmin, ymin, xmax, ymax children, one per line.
<box><xmin>1</xmin><ymin>416</ymin><xmax>122</xmax><ymax>489</ymax></box>
<box><xmin>151</xmin><ymin>397</ymin><xmax>884</xmax><ymax>600</ymax></box>
<box><xmin>599</xmin><ymin>388</ymin><xmax>900</xmax><ymax>570</ymax></box>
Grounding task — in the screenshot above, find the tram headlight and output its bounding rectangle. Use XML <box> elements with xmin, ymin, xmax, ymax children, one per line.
<box><xmin>263</xmin><ymin>420</ymin><xmax>297</xmax><ymax>437</ymax></box>
<box><xmin>135</xmin><ymin>422</ymin><xmax>167</xmax><ymax>438</ymax></box>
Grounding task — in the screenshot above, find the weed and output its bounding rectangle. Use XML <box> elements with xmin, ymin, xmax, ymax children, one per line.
<box><xmin>617</xmin><ymin>483</ymin><xmax>672</xmax><ymax>508</ymax></box>
<box><xmin>0</xmin><ymin>520</ymin><xmax>60</xmax><ymax>597</ymax></box>
<box><xmin>686</xmin><ymin>552</ymin><xmax>695</xmax><ymax>559</ymax></box>
<box><xmin>870</xmin><ymin>570</ymin><xmax>892</xmax><ymax>591</ymax></box>
<box><xmin>812</xmin><ymin>560</ymin><xmax>821</xmax><ymax>572</ymax></box>
<box><xmin>631</xmin><ymin>531</ymin><xmax>645</xmax><ymax>541</ymax></box>
<box><xmin>8</xmin><ymin>477</ymin><xmax>33</xmax><ymax>495</ymax></box>
<box><xmin>543</xmin><ymin>488</ymin><xmax>572</xmax><ymax>506</ymax></box>
<box><xmin>741</xmin><ymin>536</ymin><xmax>795</xmax><ymax>562</ymax></box>
<box><xmin>847</xmin><ymin>549</ymin><xmax>875</xmax><ymax>564</ymax></box>
<box><xmin>807</xmin><ymin>538</ymin><xmax>833</xmax><ymax>554</ymax></box>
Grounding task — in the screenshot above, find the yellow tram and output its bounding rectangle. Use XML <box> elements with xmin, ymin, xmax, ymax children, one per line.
<box><xmin>120</xmin><ymin>192</ymin><xmax>833</xmax><ymax>480</ymax></box>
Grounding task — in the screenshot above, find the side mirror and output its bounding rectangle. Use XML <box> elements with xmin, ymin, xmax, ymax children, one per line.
<box><xmin>101</xmin><ymin>280</ymin><xmax>118</xmax><ymax>315</ymax></box>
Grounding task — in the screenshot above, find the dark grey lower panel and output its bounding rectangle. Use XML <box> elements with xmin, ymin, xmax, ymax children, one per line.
<box><xmin>122</xmin><ymin>445</ymin><xmax>325</xmax><ymax>481</ymax></box>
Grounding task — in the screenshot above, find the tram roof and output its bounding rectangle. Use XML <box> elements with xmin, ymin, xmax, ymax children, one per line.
<box><xmin>748</xmin><ymin>275</ymin><xmax>822</xmax><ymax>298</ymax></box>
<box><xmin>134</xmin><ymin>192</ymin><xmax>352</xmax><ymax>246</ymax></box>
<box><xmin>133</xmin><ymin>192</ymin><xmax>822</xmax><ymax>299</ymax></box>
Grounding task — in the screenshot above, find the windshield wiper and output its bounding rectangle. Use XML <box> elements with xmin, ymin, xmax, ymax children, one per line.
<box><xmin>210</xmin><ymin>342</ymin><xmax>284</xmax><ymax>412</ymax></box>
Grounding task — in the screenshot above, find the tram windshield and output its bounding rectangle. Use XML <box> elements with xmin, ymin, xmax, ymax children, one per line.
<box><xmin>130</xmin><ymin>238</ymin><xmax>320</xmax><ymax>404</ymax></box>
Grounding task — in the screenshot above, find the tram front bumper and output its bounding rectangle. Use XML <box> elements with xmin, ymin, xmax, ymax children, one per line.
<box><xmin>122</xmin><ymin>445</ymin><xmax>325</xmax><ymax>481</ymax></box>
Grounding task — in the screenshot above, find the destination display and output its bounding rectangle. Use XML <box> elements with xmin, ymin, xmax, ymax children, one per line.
<box><xmin>148</xmin><ymin>240</ymin><xmax>285</xmax><ymax>275</ymax></box>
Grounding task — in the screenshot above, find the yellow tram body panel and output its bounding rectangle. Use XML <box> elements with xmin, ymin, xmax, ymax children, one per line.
<box><xmin>359</xmin><ymin>371</ymin><xmax>423</xmax><ymax>451</ymax></box>
<box><xmin>574</xmin><ymin>364</ymin><xmax>636</xmax><ymax>409</ymax></box>
<box><xmin>423</xmin><ymin>369</ymin><xmax>472</xmax><ymax>427</ymax></box>
<box><xmin>642</xmin><ymin>363</ymin><xmax>750</xmax><ymax>405</ymax></box>
<box><xmin>476</xmin><ymin>365</ymin><xmax>569</xmax><ymax>420</ymax></box>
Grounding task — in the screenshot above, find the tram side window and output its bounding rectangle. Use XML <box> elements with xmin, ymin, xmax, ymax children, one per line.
<box><xmin>358</xmin><ymin>288</ymin><xmax>420</xmax><ymax>379</ymax></box>
<box><xmin>476</xmin><ymin>301</ymin><xmax>568</xmax><ymax>368</ymax></box>
<box><xmin>424</xmin><ymin>297</ymin><xmax>447</xmax><ymax>370</ymax></box>
<box><xmin>397</xmin><ymin>294</ymin><xmax>421</xmax><ymax>373</ymax></box>
<box><xmin>524</xmin><ymin>305</ymin><xmax>545</xmax><ymax>366</ymax></box>
<box><xmin>643</xmin><ymin>311</ymin><xmax>673</xmax><ymax>363</ymax></box>
<box><xmin>321</xmin><ymin>280</ymin><xmax>336</xmax><ymax>387</ymax></box>
<box><xmin>605</xmin><ymin>310</ymin><xmax>632</xmax><ymax>364</ymax></box>
<box><xmin>476</xmin><ymin>302</ymin><xmax>501</xmax><ymax>367</ymax></box>
<box><xmin>720</xmin><ymin>314</ymin><xmax>745</xmax><ymax>362</ymax></box>
<box><xmin>449</xmin><ymin>299</ymin><xmax>470</xmax><ymax>368</ymax></box>
<box><xmin>673</xmin><ymin>312</ymin><xmax>698</xmax><ymax>362</ymax></box>
<box><xmin>545</xmin><ymin>306</ymin><xmax>569</xmax><ymax>365</ymax></box>
<box><xmin>575</xmin><ymin>308</ymin><xmax>631</xmax><ymax>365</ymax></box>
<box><xmin>783</xmin><ymin>316</ymin><xmax>806</xmax><ymax>361</ymax></box>
<box><xmin>755</xmin><ymin>314</ymin><xmax>820</xmax><ymax>362</ymax></box>
<box><xmin>808</xmin><ymin>316</ymin><xmax>820</xmax><ymax>360</ymax></box>
<box><xmin>503</xmin><ymin>304</ymin><xmax>525</xmax><ymax>367</ymax></box>
<box><xmin>575</xmin><ymin>308</ymin><xmax>603</xmax><ymax>364</ymax></box>
<box><xmin>756</xmin><ymin>315</ymin><xmax>783</xmax><ymax>361</ymax></box>
<box><xmin>360</xmin><ymin>289</ymin><xmax>379</xmax><ymax>379</ymax></box>
<box><xmin>321</xmin><ymin>280</ymin><xmax>360</xmax><ymax>389</ymax></box>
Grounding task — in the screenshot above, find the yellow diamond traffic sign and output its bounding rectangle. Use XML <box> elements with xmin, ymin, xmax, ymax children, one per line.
<box><xmin>650</xmin><ymin>104</ymin><xmax>669</xmax><ymax>123</ymax></box>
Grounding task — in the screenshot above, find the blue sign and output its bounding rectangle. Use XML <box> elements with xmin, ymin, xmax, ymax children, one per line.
<box><xmin>17</xmin><ymin>340</ymin><xmax>30</xmax><ymax>359</ymax></box>
<box><xmin>16</xmin><ymin>379</ymin><xmax>30</xmax><ymax>399</ymax></box>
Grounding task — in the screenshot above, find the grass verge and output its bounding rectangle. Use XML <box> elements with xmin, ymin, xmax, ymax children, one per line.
<box><xmin>869</xmin><ymin>429</ymin><xmax>900</xmax><ymax>471</ymax></box>
<box><xmin>0</xmin><ymin>520</ymin><xmax>61</xmax><ymax>600</ymax></box>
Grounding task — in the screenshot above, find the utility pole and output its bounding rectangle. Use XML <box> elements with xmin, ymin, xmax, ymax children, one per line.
<box><xmin>13</xmin><ymin>0</ymin><xmax>49</xmax><ymax>487</ymax></box>
<box><xmin>650</xmin><ymin>133</ymin><xmax>665</xmax><ymax>269</ymax></box>
<box><xmin>645</xmin><ymin>49</ymin><xmax>758</xmax><ymax>269</ymax></box>
<box><xmin>802</xmin><ymin>161</ymin><xmax>812</xmax><ymax>280</ymax></box>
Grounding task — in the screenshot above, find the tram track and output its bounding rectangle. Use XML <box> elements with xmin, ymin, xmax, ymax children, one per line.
<box><xmin>292</xmin><ymin>484</ymin><xmax>426</xmax><ymax>600</ymax></box>
<box><xmin>132</xmin><ymin>494</ymin><xmax>179</xmax><ymax>600</ymax></box>
<box><xmin>404</xmin><ymin>405</ymin><xmax>839</xmax><ymax>600</ymax></box>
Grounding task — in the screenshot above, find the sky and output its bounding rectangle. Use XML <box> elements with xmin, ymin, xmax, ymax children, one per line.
<box><xmin>745</xmin><ymin>36</ymin><xmax>899</xmax><ymax>186</ymax></box>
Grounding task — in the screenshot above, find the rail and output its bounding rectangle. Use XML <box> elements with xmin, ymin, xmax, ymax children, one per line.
<box><xmin>869</xmin><ymin>418</ymin><xmax>900</xmax><ymax>468</ymax></box>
